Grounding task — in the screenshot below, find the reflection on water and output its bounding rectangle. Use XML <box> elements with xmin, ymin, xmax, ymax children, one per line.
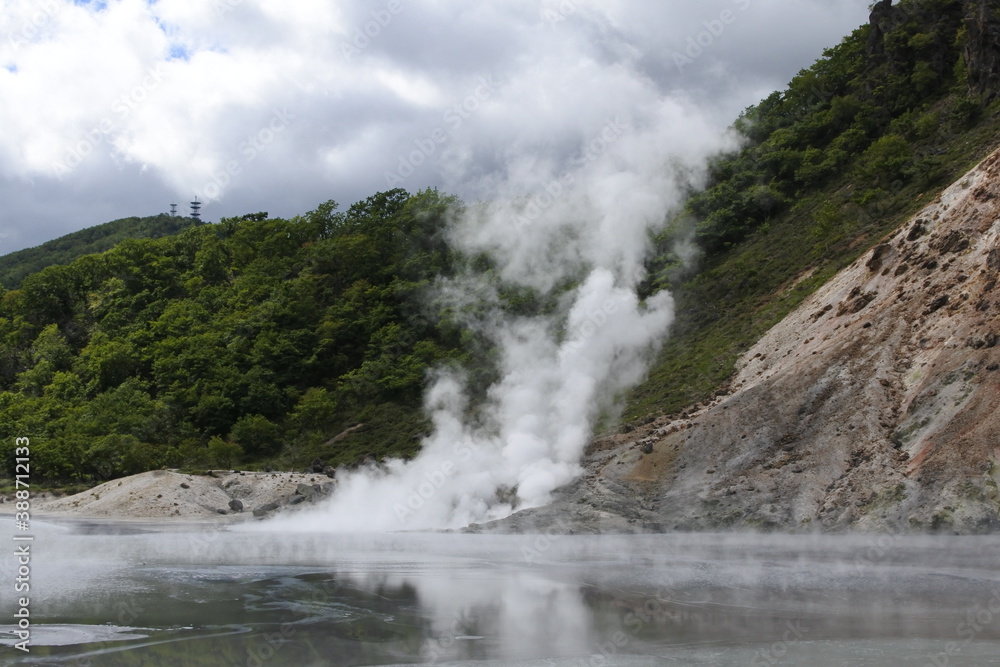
<box><xmin>1</xmin><ymin>523</ymin><xmax>999</xmax><ymax>666</ymax></box>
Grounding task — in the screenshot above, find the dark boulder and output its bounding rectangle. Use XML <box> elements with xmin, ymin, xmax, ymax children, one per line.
<box><xmin>295</xmin><ymin>483</ymin><xmax>318</xmax><ymax>499</ymax></box>
<box><xmin>252</xmin><ymin>501</ymin><xmax>280</xmax><ymax>517</ymax></box>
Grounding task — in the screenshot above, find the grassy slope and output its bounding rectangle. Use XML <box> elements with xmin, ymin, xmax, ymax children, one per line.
<box><xmin>626</xmin><ymin>98</ymin><xmax>1000</xmax><ymax>422</ymax></box>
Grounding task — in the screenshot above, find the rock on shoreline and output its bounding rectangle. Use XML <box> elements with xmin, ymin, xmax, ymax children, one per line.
<box><xmin>21</xmin><ymin>470</ymin><xmax>334</xmax><ymax>521</ymax></box>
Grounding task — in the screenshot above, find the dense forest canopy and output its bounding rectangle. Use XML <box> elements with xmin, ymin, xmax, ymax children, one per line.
<box><xmin>0</xmin><ymin>190</ymin><xmax>475</xmax><ymax>480</ymax></box>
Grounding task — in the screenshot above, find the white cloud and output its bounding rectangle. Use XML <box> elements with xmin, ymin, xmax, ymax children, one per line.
<box><xmin>0</xmin><ymin>0</ymin><xmax>870</xmax><ymax>253</ymax></box>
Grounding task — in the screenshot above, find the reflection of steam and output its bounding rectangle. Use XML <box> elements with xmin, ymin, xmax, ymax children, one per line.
<box><xmin>278</xmin><ymin>98</ymin><xmax>735</xmax><ymax>532</ymax></box>
<box><xmin>337</xmin><ymin>568</ymin><xmax>591</xmax><ymax>662</ymax></box>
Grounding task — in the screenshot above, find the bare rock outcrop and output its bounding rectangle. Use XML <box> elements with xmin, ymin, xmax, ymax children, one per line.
<box><xmin>27</xmin><ymin>469</ymin><xmax>335</xmax><ymax>521</ymax></box>
<box><xmin>867</xmin><ymin>0</ymin><xmax>895</xmax><ymax>58</ymax></box>
<box><xmin>964</xmin><ymin>0</ymin><xmax>1000</xmax><ymax>99</ymax></box>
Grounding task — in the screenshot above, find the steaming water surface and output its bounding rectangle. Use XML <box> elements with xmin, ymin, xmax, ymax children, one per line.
<box><xmin>2</xmin><ymin>521</ymin><xmax>1000</xmax><ymax>666</ymax></box>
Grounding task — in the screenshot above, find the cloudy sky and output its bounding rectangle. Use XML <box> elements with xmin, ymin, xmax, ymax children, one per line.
<box><xmin>0</xmin><ymin>0</ymin><xmax>871</xmax><ymax>255</ymax></box>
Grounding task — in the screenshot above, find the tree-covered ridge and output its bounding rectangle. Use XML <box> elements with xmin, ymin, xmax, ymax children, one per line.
<box><xmin>630</xmin><ymin>0</ymin><xmax>1000</xmax><ymax>418</ymax></box>
<box><xmin>0</xmin><ymin>189</ymin><xmax>470</xmax><ymax>481</ymax></box>
<box><xmin>0</xmin><ymin>214</ymin><xmax>204</xmax><ymax>290</ymax></box>
<box><xmin>683</xmin><ymin>0</ymin><xmax>980</xmax><ymax>253</ymax></box>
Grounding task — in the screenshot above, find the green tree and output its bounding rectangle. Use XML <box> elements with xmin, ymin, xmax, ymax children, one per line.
<box><xmin>15</xmin><ymin>324</ymin><xmax>73</xmax><ymax>395</ymax></box>
<box><xmin>856</xmin><ymin>134</ymin><xmax>913</xmax><ymax>188</ymax></box>
<box><xmin>229</xmin><ymin>414</ymin><xmax>282</xmax><ymax>456</ymax></box>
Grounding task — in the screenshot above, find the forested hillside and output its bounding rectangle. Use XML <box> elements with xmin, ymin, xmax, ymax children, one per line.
<box><xmin>0</xmin><ymin>190</ymin><xmax>476</xmax><ymax>480</ymax></box>
<box><xmin>0</xmin><ymin>214</ymin><xmax>203</xmax><ymax>290</ymax></box>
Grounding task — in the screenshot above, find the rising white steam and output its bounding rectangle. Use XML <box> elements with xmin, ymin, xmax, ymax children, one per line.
<box><xmin>270</xmin><ymin>98</ymin><xmax>736</xmax><ymax>532</ymax></box>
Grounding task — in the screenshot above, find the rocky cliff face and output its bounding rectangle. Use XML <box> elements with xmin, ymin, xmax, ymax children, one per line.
<box><xmin>866</xmin><ymin>0</ymin><xmax>895</xmax><ymax>58</ymax></box>
<box><xmin>482</xmin><ymin>147</ymin><xmax>1000</xmax><ymax>535</ymax></box>
<box><xmin>866</xmin><ymin>0</ymin><xmax>1000</xmax><ymax>98</ymax></box>
<box><xmin>964</xmin><ymin>0</ymin><xmax>1000</xmax><ymax>99</ymax></box>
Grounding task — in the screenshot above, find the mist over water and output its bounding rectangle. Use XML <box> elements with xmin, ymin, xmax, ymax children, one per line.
<box><xmin>268</xmin><ymin>97</ymin><xmax>736</xmax><ymax>532</ymax></box>
<box><xmin>6</xmin><ymin>525</ymin><xmax>1000</xmax><ymax>666</ymax></box>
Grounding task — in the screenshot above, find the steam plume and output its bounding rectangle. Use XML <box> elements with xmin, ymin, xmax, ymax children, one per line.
<box><xmin>270</xmin><ymin>98</ymin><xmax>735</xmax><ymax>532</ymax></box>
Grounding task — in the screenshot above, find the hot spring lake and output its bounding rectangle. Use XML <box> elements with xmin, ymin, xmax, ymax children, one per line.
<box><xmin>2</xmin><ymin>522</ymin><xmax>1000</xmax><ymax>666</ymax></box>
